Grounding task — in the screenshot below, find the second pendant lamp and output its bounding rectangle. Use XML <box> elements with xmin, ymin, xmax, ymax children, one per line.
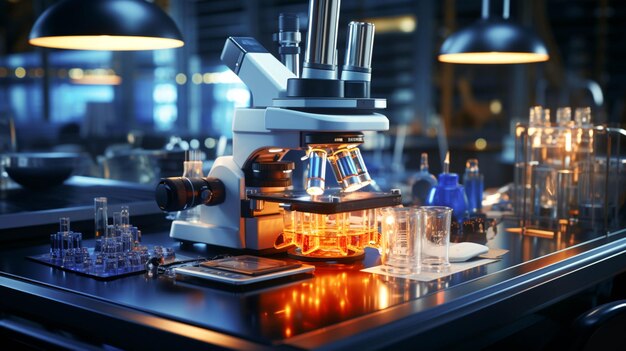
<box><xmin>439</xmin><ymin>0</ymin><xmax>549</xmax><ymax>64</ymax></box>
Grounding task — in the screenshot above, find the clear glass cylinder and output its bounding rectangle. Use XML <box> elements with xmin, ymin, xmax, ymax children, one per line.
<box><xmin>177</xmin><ymin>160</ymin><xmax>204</xmax><ymax>222</ymax></box>
<box><xmin>113</xmin><ymin>212</ymin><xmax>121</xmax><ymax>228</ymax></box>
<box><xmin>120</xmin><ymin>205</ymin><xmax>130</xmax><ymax>227</ymax></box>
<box><xmin>380</xmin><ymin>207</ymin><xmax>421</xmax><ymax>274</ymax></box>
<box><xmin>94</xmin><ymin>197</ymin><xmax>108</xmax><ymax>240</ymax></box>
<box><xmin>419</xmin><ymin>206</ymin><xmax>452</xmax><ymax>272</ymax></box>
<box><xmin>556</xmin><ymin>169</ymin><xmax>577</xmax><ymax>220</ymax></box>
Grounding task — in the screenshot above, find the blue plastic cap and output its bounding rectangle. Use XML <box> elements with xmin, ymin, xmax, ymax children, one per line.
<box><xmin>438</xmin><ymin>172</ymin><xmax>459</xmax><ymax>187</ymax></box>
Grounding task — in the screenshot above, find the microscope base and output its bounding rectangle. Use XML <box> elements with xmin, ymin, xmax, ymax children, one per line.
<box><xmin>169</xmin><ymin>213</ymin><xmax>284</xmax><ymax>251</ymax></box>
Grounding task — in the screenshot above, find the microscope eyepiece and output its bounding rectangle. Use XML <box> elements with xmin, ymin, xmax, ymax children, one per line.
<box><xmin>279</xmin><ymin>13</ymin><xmax>299</xmax><ymax>33</ymax></box>
<box><xmin>155</xmin><ymin>177</ymin><xmax>225</xmax><ymax>212</ymax></box>
<box><xmin>276</xmin><ymin>13</ymin><xmax>301</xmax><ymax>77</ymax></box>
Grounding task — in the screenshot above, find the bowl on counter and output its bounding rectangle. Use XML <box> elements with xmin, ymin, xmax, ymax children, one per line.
<box><xmin>100</xmin><ymin>148</ymin><xmax>188</xmax><ymax>184</ymax></box>
<box><xmin>5</xmin><ymin>152</ymin><xmax>86</xmax><ymax>189</ymax></box>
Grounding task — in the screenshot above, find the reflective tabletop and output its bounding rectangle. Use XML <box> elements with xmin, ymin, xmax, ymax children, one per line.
<box><xmin>1</xmin><ymin>215</ymin><xmax>625</xmax><ymax>350</ymax></box>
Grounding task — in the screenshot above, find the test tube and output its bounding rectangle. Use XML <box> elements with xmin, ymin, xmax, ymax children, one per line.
<box><xmin>94</xmin><ymin>197</ymin><xmax>108</xmax><ymax>252</ymax></box>
<box><xmin>105</xmin><ymin>224</ymin><xmax>116</xmax><ymax>239</ymax></box>
<box><xmin>305</xmin><ymin>149</ymin><xmax>327</xmax><ymax>196</ymax></box>
<box><xmin>121</xmin><ymin>229</ymin><xmax>133</xmax><ymax>252</ymax></box>
<box><xmin>531</xmin><ymin>164</ymin><xmax>557</xmax><ymax>221</ymax></box>
<box><xmin>103</xmin><ymin>225</ymin><xmax>119</xmax><ymax>258</ymax></box>
<box><xmin>556</xmin><ymin>170</ymin><xmax>576</xmax><ymax>220</ymax></box>
<box><xmin>529</xmin><ymin>105</ymin><xmax>544</xmax><ymax>126</ymax></box>
<box><xmin>113</xmin><ymin>211</ymin><xmax>121</xmax><ymax>228</ymax></box>
<box><xmin>59</xmin><ymin>217</ymin><xmax>74</xmax><ymax>258</ymax></box>
<box><xmin>49</xmin><ymin>232</ymin><xmax>60</xmax><ymax>260</ymax></box>
<box><xmin>120</xmin><ymin>205</ymin><xmax>130</xmax><ymax>227</ymax></box>
<box><xmin>574</xmin><ymin>107</ymin><xmax>592</xmax><ymax>126</ymax></box>
<box><xmin>463</xmin><ymin>159</ymin><xmax>484</xmax><ymax>213</ymax></box>
<box><xmin>72</xmin><ymin>231</ymin><xmax>82</xmax><ymax>253</ymax></box>
<box><xmin>59</xmin><ymin>217</ymin><xmax>70</xmax><ymax>234</ymax></box>
<box><xmin>556</xmin><ymin>107</ymin><xmax>572</xmax><ymax>126</ymax></box>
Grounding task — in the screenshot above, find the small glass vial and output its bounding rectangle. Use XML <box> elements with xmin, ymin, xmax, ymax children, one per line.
<box><xmin>463</xmin><ymin>159</ymin><xmax>484</xmax><ymax>214</ymax></box>
<box><xmin>94</xmin><ymin>197</ymin><xmax>108</xmax><ymax>252</ymax></box>
<box><xmin>59</xmin><ymin>217</ymin><xmax>74</xmax><ymax>258</ymax></box>
<box><xmin>120</xmin><ymin>205</ymin><xmax>130</xmax><ymax>227</ymax></box>
<box><xmin>408</xmin><ymin>152</ymin><xmax>438</xmax><ymax>205</ymax></box>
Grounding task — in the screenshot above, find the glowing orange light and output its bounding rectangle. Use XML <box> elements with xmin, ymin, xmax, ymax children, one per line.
<box><xmin>29</xmin><ymin>35</ymin><xmax>183</xmax><ymax>51</ymax></box>
<box><xmin>439</xmin><ymin>52</ymin><xmax>549</xmax><ymax>64</ymax></box>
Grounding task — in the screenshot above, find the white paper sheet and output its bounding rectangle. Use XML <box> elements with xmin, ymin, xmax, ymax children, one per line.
<box><xmin>361</xmin><ymin>258</ymin><xmax>497</xmax><ymax>282</ymax></box>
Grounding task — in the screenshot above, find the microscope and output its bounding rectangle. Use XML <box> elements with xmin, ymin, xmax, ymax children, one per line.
<box><xmin>156</xmin><ymin>0</ymin><xmax>401</xmax><ymax>259</ymax></box>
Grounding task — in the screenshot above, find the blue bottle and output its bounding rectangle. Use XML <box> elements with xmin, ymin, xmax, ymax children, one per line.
<box><xmin>426</xmin><ymin>152</ymin><xmax>469</xmax><ymax>223</ymax></box>
<box><xmin>463</xmin><ymin>158</ymin><xmax>484</xmax><ymax>214</ymax></box>
<box><xmin>408</xmin><ymin>153</ymin><xmax>438</xmax><ymax>205</ymax></box>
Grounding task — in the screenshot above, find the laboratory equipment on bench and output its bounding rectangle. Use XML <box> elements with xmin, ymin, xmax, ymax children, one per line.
<box><xmin>408</xmin><ymin>152</ymin><xmax>438</xmax><ymax>206</ymax></box>
<box><xmin>426</xmin><ymin>152</ymin><xmax>469</xmax><ymax>223</ymax></box>
<box><xmin>513</xmin><ymin>105</ymin><xmax>626</xmax><ymax>234</ymax></box>
<box><xmin>174</xmin><ymin>255</ymin><xmax>315</xmax><ymax>285</ymax></box>
<box><xmin>155</xmin><ymin>0</ymin><xmax>401</xmax><ymax>258</ymax></box>
<box><xmin>463</xmin><ymin>158</ymin><xmax>484</xmax><ymax>214</ymax></box>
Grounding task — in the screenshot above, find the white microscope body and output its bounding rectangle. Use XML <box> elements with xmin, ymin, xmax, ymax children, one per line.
<box><xmin>163</xmin><ymin>0</ymin><xmax>393</xmax><ymax>251</ymax></box>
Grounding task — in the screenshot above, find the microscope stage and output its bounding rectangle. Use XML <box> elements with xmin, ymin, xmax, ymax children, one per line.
<box><xmin>247</xmin><ymin>190</ymin><xmax>402</xmax><ymax>214</ymax></box>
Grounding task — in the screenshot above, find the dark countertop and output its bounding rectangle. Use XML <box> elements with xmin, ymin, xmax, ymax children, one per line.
<box><xmin>0</xmin><ymin>176</ymin><xmax>161</xmax><ymax>230</ymax></box>
<box><xmin>2</xmin><ymin>213</ymin><xmax>626</xmax><ymax>350</ymax></box>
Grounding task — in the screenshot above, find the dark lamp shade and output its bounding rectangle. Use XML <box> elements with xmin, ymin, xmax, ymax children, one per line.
<box><xmin>438</xmin><ymin>19</ymin><xmax>548</xmax><ymax>64</ymax></box>
<box><xmin>29</xmin><ymin>0</ymin><xmax>184</xmax><ymax>51</ymax></box>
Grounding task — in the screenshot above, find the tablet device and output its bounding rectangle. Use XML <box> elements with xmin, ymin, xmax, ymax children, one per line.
<box><xmin>200</xmin><ymin>255</ymin><xmax>302</xmax><ymax>276</ymax></box>
<box><xmin>174</xmin><ymin>255</ymin><xmax>315</xmax><ymax>285</ymax></box>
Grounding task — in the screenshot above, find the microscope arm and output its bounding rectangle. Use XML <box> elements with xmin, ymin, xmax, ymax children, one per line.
<box><xmin>221</xmin><ymin>37</ymin><xmax>296</xmax><ymax>107</ymax></box>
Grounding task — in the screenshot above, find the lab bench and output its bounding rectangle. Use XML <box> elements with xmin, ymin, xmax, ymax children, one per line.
<box><xmin>1</xmin><ymin>210</ymin><xmax>625</xmax><ymax>350</ymax></box>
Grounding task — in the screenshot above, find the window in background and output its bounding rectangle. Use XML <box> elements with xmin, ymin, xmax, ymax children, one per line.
<box><xmin>152</xmin><ymin>49</ymin><xmax>178</xmax><ymax>131</ymax></box>
<box><xmin>0</xmin><ymin>50</ymin><xmax>115</xmax><ymax>126</ymax></box>
<box><xmin>199</xmin><ymin>66</ymin><xmax>249</xmax><ymax>138</ymax></box>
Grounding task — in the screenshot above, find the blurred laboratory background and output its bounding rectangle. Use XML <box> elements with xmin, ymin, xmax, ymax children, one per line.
<box><xmin>1</xmin><ymin>0</ymin><xmax>624</xmax><ymax>189</ymax></box>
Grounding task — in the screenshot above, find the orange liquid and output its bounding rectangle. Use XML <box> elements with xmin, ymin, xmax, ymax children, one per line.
<box><xmin>288</xmin><ymin>209</ymin><xmax>379</xmax><ymax>258</ymax></box>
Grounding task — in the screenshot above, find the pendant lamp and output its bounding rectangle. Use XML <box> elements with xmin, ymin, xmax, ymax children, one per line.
<box><xmin>439</xmin><ymin>0</ymin><xmax>548</xmax><ymax>64</ymax></box>
<box><xmin>29</xmin><ymin>0</ymin><xmax>184</xmax><ymax>51</ymax></box>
